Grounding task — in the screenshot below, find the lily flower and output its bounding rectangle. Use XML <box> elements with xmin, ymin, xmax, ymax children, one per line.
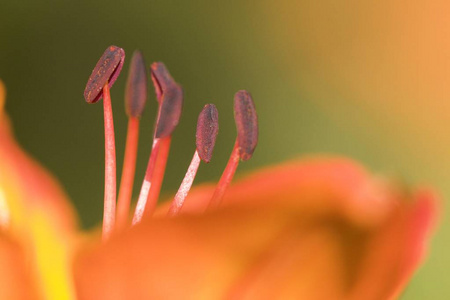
<box><xmin>0</xmin><ymin>45</ymin><xmax>438</xmax><ymax>300</ymax></box>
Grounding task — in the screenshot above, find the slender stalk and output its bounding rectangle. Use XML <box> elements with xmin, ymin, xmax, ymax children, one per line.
<box><xmin>132</xmin><ymin>63</ymin><xmax>182</xmax><ymax>224</ymax></box>
<box><xmin>116</xmin><ymin>117</ymin><xmax>140</xmax><ymax>231</ymax></box>
<box><xmin>208</xmin><ymin>141</ymin><xmax>240</xmax><ymax>209</ymax></box>
<box><xmin>102</xmin><ymin>83</ymin><xmax>117</xmax><ymax>241</ymax></box>
<box><xmin>143</xmin><ymin>137</ymin><xmax>172</xmax><ymax>219</ymax></box>
<box><xmin>132</xmin><ymin>138</ymin><xmax>161</xmax><ymax>225</ymax></box>
<box><xmin>168</xmin><ymin>150</ymin><xmax>201</xmax><ymax>216</ymax></box>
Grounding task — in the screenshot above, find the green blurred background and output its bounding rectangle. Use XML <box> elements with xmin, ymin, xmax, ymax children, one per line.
<box><xmin>0</xmin><ymin>0</ymin><xmax>448</xmax><ymax>298</ymax></box>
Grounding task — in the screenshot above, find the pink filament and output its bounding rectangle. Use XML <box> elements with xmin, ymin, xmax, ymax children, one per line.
<box><xmin>143</xmin><ymin>137</ymin><xmax>172</xmax><ymax>219</ymax></box>
<box><xmin>208</xmin><ymin>141</ymin><xmax>240</xmax><ymax>209</ymax></box>
<box><xmin>116</xmin><ymin>117</ymin><xmax>140</xmax><ymax>231</ymax></box>
<box><xmin>102</xmin><ymin>83</ymin><xmax>117</xmax><ymax>241</ymax></box>
<box><xmin>168</xmin><ymin>150</ymin><xmax>201</xmax><ymax>216</ymax></box>
<box><xmin>132</xmin><ymin>138</ymin><xmax>161</xmax><ymax>225</ymax></box>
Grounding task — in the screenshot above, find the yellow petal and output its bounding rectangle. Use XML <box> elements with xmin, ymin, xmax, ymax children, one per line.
<box><xmin>0</xmin><ymin>80</ymin><xmax>77</xmax><ymax>299</ymax></box>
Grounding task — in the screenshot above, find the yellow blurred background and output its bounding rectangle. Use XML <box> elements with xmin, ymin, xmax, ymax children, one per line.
<box><xmin>0</xmin><ymin>1</ymin><xmax>448</xmax><ymax>298</ymax></box>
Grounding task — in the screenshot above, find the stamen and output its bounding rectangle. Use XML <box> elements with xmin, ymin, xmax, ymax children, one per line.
<box><xmin>150</xmin><ymin>62</ymin><xmax>177</xmax><ymax>103</ymax></box>
<box><xmin>102</xmin><ymin>82</ymin><xmax>117</xmax><ymax>241</ymax></box>
<box><xmin>234</xmin><ymin>90</ymin><xmax>258</xmax><ymax>161</ymax></box>
<box><xmin>152</xmin><ymin>63</ymin><xmax>183</xmax><ymax>138</ymax></box>
<box><xmin>132</xmin><ymin>138</ymin><xmax>161</xmax><ymax>225</ymax></box>
<box><xmin>144</xmin><ymin>137</ymin><xmax>172</xmax><ymax>216</ymax></box>
<box><xmin>168</xmin><ymin>104</ymin><xmax>219</xmax><ymax>216</ymax></box>
<box><xmin>84</xmin><ymin>46</ymin><xmax>125</xmax><ymax>104</ymax></box>
<box><xmin>208</xmin><ymin>141</ymin><xmax>240</xmax><ymax>208</ymax></box>
<box><xmin>196</xmin><ymin>104</ymin><xmax>220</xmax><ymax>163</ymax></box>
<box><xmin>124</xmin><ymin>51</ymin><xmax>148</xmax><ymax>118</ymax></box>
<box><xmin>84</xmin><ymin>46</ymin><xmax>125</xmax><ymax>241</ymax></box>
<box><xmin>167</xmin><ymin>151</ymin><xmax>201</xmax><ymax>216</ymax></box>
<box><xmin>116</xmin><ymin>51</ymin><xmax>147</xmax><ymax>232</ymax></box>
<box><xmin>208</xmin><ymin>91</ymin><xmax>258</xmax><ymax>208</ymax></box>
<box><xmin>132</xmin><ymin>63</ymin><xmax>183</xmax><ymax>225</ymax></box>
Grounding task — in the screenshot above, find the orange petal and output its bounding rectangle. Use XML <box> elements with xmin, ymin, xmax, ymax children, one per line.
<box><xmin>159</xmin><ymin>157</ymin><xmax>396</xmax><ymax>228</ymax></box>
<box><xmin>0</xmin><ymin>233</ymin><xmax>39</xmax><ymax>299</ymax></box>
<box><xmin>75</xmin><ymin>203</ymin><xmax>345</xmax><ymax>299</ymax></box>
<box><xmin>0</xmin><ymin>80</ymin><xmax>78</xmax><ymax>299</ymax></box>
<box><xmin>74</xmin><ymin>158</ymin><xmax>438</xmax><ymax>299</ymax></box>
<box><xmin>350</xmin><ymin>189</ymin><xmax>439</xmax><ymax>300</ymax></box>
<box><xmin>0</xmin><ymin>118</ymin><xmax>76</xmax><ymax>234</ymax></box>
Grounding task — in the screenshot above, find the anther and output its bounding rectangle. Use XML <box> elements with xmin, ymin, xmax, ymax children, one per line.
<box><xmin>168</xmin><ymin>104</ymin><xmax>219</xmax><ymax>216</ymax></box>
<box><xmin>234</xmin><ymin>90</ymin><xmax>258</xmax><ymax>161</ymax></box>
<box><xmin>196</xmin><ymin>104</ymin><xmax>219</xmax><ymax>163</ymax></box>
<box><xmin>133</xmin><ymin>63</ymin><xmax>183</xmax><ymax>225</ymax></box>
<box><xmin>208</xmin><ymin>90</ymin><xmax>258</xmax><ymax>208</ymax></box>
<box><xmin>84</xmin><ymin>46</ymin><xmax>125</xmax><ymax>241</ymax></box>
<box><xmin>150</xmin><ymin>62</ymin><xmax>178</xmax><ymax>103</ymax></box>
<box><xmin>116</xmin><ymin>51</ymin><xmax>147</xmax><ymax>232</ymax></box>
<box><xmin>84</xmin><ymin>46</ymin><xmax>125</xmax><ymax>104</ymax></box>
<box><xmin>125</xmin><ymin>50</ymin><xmax>148</xmax><ymax>118</ymax></box>
<box><xmin>151</xmin><ymin>62</ymin><xmax>183</xmax><ymax>138</ymax></box>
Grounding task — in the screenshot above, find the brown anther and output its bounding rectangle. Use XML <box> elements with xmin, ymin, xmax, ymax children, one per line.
<box><xmin>234</xmin><ymin>90</ymin><xmax>258</xmax><ymax>161</ymax></box>
<box><xmin>196</xmin><ymin>104</ymin><xmax>219</xmax><ymax>163</ymax></box>
<box><xmin>151</xmin><ymin>63</ymin><xmax>183</xmax><ymax>138</ymax></box>
<box><xmin>84</xmin><ymin>46</ymin><xmax>125</xmax><ymax>103</ymax></box>
<box><xmin>150</xmin><ymin>62</ymin><xmax>178</xmax><ymax>103</ymax></box>
<box><xmin>155</xmin><ymin>88</ymin><xmax>183</xmax><ymax>138</ymax></box>
<box><xmin>125</xmin><ymin>50</ymin><xmax>147</xmax><ymax>118</ymax></box>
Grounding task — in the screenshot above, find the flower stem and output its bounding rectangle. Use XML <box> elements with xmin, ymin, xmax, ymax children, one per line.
<box><xmin>116</xmin><ymin>117</ymin><xmax>139</xmax><ymax>231</ymax></box>
<box><xmin>102</xmin><ymin>83</ymin><xmax>116</xmax><ymax>241</ymax></box>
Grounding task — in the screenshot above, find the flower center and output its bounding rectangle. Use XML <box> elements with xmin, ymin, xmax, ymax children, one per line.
<box><xmin>84</xmin><ymin>46</ymin><xmax>258</xmax><ymax>241</ymax></box>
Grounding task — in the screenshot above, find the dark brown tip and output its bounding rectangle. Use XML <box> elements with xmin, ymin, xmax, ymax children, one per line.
<box><xmin>154</xmin><ymin>87</ymin><xmax>183</xmax><ymax>138</ymax></box>
<box><xmin>150</xmin><ymin>62</ymin><xmax>177</xmax><ymax>103</ymax></box>
<box><xmin>196</xmin><ymin>104</ymin><xmax>219</xmax><ymax>163</ymax></box>
<box><xmin>125</xmin><ymin>50</ymin><xmax>147</xmax><ymax>118</ymax></box>
<box><xmin>152</xmin><ymin>62</ymin><xmax>184</xmax><ymax>138</ymax></box>
<box><xmin>84</xmin><ymin>45</ymin><xmax>125</xmax><ymax>103</ymax></box>
<box><xmin>234</xmin><ymin>90</ymin><xmax>258</xmax><ymax>161</ymax></box>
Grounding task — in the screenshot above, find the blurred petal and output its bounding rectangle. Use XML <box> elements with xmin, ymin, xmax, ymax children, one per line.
<box><xmin>74</xmin><ymin>158</ymin><xmax>437</xmax><ymax>299</ymax></box>
<box><xmin>0</xmin><ymin>80</ymin><xmax>77</xmax><ymax>299</ymax></box>
<box><xmin>75</xmin><ymin>202</ymin><xmax>343</xmax><ymax>299</ymax></box>
<box><xmin>0</xmin><ymin>233</ymin><xmax>39</xmax><ymax>299</ymax></box>
<box><xmin>350</xmin><ymin>190</ymin><xmax>438</xmax><ymax>300</ymax></box>
<box><xmin>178</xmin><ymin>157</ymin><xmax>395</xmax><ymax>227</ymax></box>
